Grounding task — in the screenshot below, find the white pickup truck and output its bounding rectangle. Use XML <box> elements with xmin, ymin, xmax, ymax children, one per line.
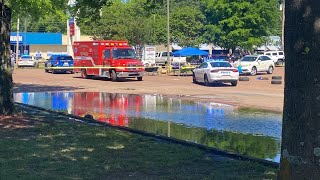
<box><xmin>156</xmin><ymin>51</ymin><xmax>186</xmax><ymax>65</ymax></box>
<box><xmin>264</xmin><ymin>51</ymin><xmax>285</xmax><ymax>64</ymax></box>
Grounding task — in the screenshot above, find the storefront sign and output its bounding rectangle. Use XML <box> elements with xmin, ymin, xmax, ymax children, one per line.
<box><xmin>10</xmin><ymin>35</ymin><xmax>22</xmax><ymax>42</ymax></box>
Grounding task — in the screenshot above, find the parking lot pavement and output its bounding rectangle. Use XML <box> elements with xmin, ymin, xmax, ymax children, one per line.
<box><xmin>13</xmin><ymin>67</ymin><xmax>284</xmax><ymax>112</ymax></box>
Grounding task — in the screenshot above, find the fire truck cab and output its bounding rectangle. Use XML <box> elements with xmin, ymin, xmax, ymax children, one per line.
<box><xmin>73</xmin><ymin>40</ymin><xmax>144</xmax><ymax>81</ymax></box>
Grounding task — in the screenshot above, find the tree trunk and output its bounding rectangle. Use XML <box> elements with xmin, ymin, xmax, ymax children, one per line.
<box><xmin>0</xmin><ymin>2</ymin><xmax>14</xmax><ymax>115</ymax></box>
<box><xmin>279</xmin><ymin>0</ymin><xmax>320</xmax><ymax>179</ymax></box>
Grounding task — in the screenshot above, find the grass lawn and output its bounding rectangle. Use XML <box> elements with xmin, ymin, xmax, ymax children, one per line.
<box><xmin>0</xmin><ymin>105</ymin><xmax>277</xmax><ymax>179</ymax></box>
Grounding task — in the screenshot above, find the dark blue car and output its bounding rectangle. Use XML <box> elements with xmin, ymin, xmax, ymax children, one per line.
<box><xmin>45</xmin><ymin>55</ymin><xmax>74</xmax><ymax>74</ymax></box>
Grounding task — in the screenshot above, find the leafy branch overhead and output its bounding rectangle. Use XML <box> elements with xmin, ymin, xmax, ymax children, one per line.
<box><xmin>69</xmin><ymin>0</ymin><xmax>111</xmax><ymax>24</ymax></box>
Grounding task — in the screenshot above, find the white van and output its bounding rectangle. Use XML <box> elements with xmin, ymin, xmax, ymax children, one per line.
<box><xmin>264</xmin><ymin>51</ymin><xmax>285</xmax><ymax>64</ymax></box>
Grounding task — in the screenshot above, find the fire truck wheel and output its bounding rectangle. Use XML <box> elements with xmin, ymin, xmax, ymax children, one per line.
<box><xmin>81</xmin><ymin>69</ymin><xmax>88</xmax><ymax>79</ymax></box>
<box><xmin>137</xmin><ymin>77</ymin><xmax>143</xmax><ymax>81</ymax></box>
<box><xmin>111</xmin><ymin>70</ymin><xmax>117</xmax><ymax>82</ymax></box>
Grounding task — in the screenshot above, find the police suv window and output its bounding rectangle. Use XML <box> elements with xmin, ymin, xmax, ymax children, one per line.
<box><xmin>104</xmin><ymin>50</ymin><xmax>110</xmax><ymax>58</ymax></box>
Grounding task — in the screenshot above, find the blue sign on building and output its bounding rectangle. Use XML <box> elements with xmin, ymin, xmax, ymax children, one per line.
<box><xmin>10</xmin><ymin>32</ymin><xmax>62</xmax><ymax>45</ymax></box>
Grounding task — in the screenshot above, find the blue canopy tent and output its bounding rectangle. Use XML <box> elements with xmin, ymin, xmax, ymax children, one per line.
<box><xmin>172</xmin><ymin>47</ymin><xmax>209</xmax><ymax>57</ymax></box>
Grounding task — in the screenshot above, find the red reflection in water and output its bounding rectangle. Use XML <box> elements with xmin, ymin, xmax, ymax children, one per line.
<box><xmin>72</xmin><ymin>92</ymin><xmax>142</xmax><ymax>127</ymax></box>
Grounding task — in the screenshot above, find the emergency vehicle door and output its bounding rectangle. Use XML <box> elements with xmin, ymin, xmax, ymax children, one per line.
<box><xmin>100</xmin><ymin>49</ymin><xmax>111</xmax><ymax>76</ymax></box>
<box><xmin>103</xmin><ymin>50</ymin><xmax>111</xmax><ymax>67</ymax></box>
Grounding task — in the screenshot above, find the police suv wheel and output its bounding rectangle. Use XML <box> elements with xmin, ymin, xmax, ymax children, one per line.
<box><xmin>204</xmin><ymin>74</ymin><xmax>210</xmax><ymax>86</ymax></box>
<box><xmin>192</xmin><ymin>73</ymin><xmax>197</xmax><ymax>83</ymax></box>
<box><xmin>231</xmin><ymin>81</ymin><xmax>238</xmax><ymax>86</ymax></box>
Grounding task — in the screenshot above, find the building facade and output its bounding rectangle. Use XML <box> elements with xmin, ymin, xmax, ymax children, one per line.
<box><xmin>10</xmin><ymin>32</ymin><xmax>92</xmax><ymax>59</ymax></box>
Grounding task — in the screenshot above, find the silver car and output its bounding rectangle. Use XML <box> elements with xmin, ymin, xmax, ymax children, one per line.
<box><xmin>193</xmin><ymin>61</ymin><xmax>239</xmax><ymax>86</ymax></box>
<box><xmin>17</xmin><ymin>55</ymin><xmax>39</xmax><ymax>68</ymax></box>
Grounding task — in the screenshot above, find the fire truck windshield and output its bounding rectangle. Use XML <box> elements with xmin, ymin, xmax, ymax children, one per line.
<box><xmin>112</xmin><ymin>48</ymin><xmax>136</xmax><ymax>59</ymax></box>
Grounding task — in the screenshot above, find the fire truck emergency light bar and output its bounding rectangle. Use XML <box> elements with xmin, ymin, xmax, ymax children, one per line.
<box><xmin>89</xmin><ymin>42</ymin><xmax>129</xmax><ymax>46</ymax></box>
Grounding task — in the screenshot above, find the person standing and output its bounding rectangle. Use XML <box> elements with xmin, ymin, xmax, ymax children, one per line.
<box><xmin>11</xmin><ymin>53</ymin><xmax>15</xmax><ymax>72</ymax></box>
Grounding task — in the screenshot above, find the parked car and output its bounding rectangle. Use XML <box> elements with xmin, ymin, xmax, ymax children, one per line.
<box><xmin>264</xmin><ymin>51</ymin><xmax>285</xmax><ymax>64</ymax></box>
<box><xmin>237</xmin><ymin>55</ymin><xmax>274</xmax><ymax>76</ymax></box>
<box><xmin>45</xmin><ymin>55</ymin><xmax>74</xmax><ymax>74</ymax></box>
<box><xmin>156</xmin><ymin>51</ymin><xmax>186</xmax><ymax>65</ymax></box>
<box><xmin>192</xmin><ymin>61</ymin><xmax>239</xmax><ymax>86</ymax></box>
<box><xmin>17</xmin><ymin>55</ymin><xmax>39</xmax><ymax>68</ymax></box>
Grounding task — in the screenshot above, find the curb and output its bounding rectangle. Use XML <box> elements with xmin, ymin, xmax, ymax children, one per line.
<box><xmin>15</xmin><ymin>102</ymin><xmax>280</xmax><ymax>169</ymax></box>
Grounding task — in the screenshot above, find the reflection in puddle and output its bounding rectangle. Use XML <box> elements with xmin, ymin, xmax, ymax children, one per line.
<box><xmin>14</xmin><ymin>92</ymin><xmax>282</xmax><ymax>162</ymax></box>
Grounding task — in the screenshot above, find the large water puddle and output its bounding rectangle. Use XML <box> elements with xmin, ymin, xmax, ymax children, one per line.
<box><xmin>14</xmin><ymin>92</ymin><xmax>282</xmax><ymax>163</ymax></box>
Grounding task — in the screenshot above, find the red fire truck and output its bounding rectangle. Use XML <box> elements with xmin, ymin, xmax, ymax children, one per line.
<box><xmin>73</xmin><ymin>40</ymin><xmax>144</xmax><ymax>81</ymax></box>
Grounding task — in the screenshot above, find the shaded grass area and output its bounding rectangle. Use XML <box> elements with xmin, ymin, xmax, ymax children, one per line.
<box><xmin>0</xmin><ymin>106</ymin><xmax>277</xmax><ymax>179</ymax></box>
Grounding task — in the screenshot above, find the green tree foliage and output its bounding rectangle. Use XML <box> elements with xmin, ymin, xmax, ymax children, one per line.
<box><xmin>171</xmin><ymin>5</ymin><xmax>205</xmax><ymax>46</ymax></box>
<box><xmin>70</xmin><ymin>0</ymin><xmax>109</xmax><ymax>24</ymax></box>
<box><xmin>202</xmin><ymin>0</ymin><xmax>280</xmax><ymax>50</ymax></box>
<box><xmin>7</xmin><ymin>0</ymin><xmax>68</xmax><ymax>17</ymax></box>
<box><xmin>79</xmin><ymin>0</ymin><xmax>159</xmax><ymax>45</ymax></box>
<box><xmin>31</xmin><ymin>14</ymin><xmax>67</xmax><ymax>33</ymax></box>
<box><xmin>77</xmin><ymin>0</ymin><xmax>206</xmax><ymax>46</ymax></box>
<box><xmin>9</xmin><ymin>0</ymin><xmax>68</xmax><ymax>33</ymax></box>
<box><xmin>11</xmin><ymin>13</ymin><xmax>67</xmax><ymax>33</ymax></box>
<box><xmin>143</xmin><ymin>0</ymin><xmax>165</xmax><ymax>15</ymax></box>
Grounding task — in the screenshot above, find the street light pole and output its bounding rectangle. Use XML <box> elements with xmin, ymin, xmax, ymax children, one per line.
<box><xmin>166</xmin><ymin>0</ymin><xmax>170</xmax><ymax>66</ymax></box>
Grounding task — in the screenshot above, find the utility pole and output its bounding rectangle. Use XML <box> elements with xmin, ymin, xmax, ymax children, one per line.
<box><xmin>166</xmin><ymin>0</ymin><xmax>170</xmax><ymax>66</ymax></box>
<box><xmin>24</xmin><ymin>17</ymin><xmax>27</xmax><ymax>53</ymax></box>
<box><xmin>15</xmin><ymin>17</ymin><xmax>19</xmax><ymax>62</ymax></box>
